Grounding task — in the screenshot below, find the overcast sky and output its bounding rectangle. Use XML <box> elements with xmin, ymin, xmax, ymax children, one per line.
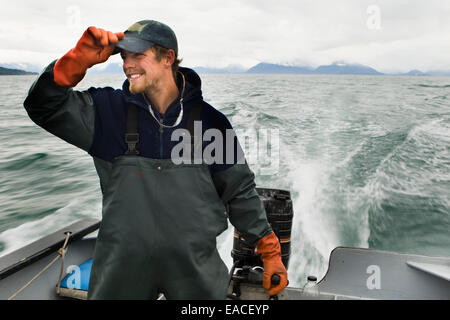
<box><xmin>1</xmin><ymin>0</ymin><xmax>449</xmax><ymax>72</ymax></box>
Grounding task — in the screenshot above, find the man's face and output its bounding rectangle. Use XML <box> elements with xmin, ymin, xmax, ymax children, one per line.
<box><xmin>121</xmin><ymin>48</ymin><xmax>165</xmax><ymax>94</ymax></box>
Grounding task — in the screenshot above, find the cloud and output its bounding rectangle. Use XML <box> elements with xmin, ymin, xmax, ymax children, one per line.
<box><xmin>0</xmin><ymin>0</ymin><xmax>449</xmax><ymax>72</ymax></box>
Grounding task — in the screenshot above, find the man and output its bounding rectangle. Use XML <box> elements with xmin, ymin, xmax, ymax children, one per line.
<box><xmin>24</xmin><ymin>20</ymin><xmax>287</xmax><ymax>299</ymax></box>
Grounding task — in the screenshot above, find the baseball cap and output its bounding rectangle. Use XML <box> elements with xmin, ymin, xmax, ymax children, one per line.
<box><xmin>113</xmin><ymin>20</ymin><xmax>178</xmax><ymax>55</ymax></box>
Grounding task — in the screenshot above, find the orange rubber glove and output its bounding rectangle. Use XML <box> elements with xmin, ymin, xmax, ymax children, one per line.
<box><xmin>54</xmin><ymin>26</ymin><xmax>124</xmax><ymax>87</ymax></box>
<box><xmin>256</xmin><ymin>231</ymin><xmax>288</xmax><ymax>296</ymax></box>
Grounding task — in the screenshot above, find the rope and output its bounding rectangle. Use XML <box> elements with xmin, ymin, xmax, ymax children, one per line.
<box><xmin>8</xmin><ymin>232</ymin><xmax>71</xmax><ymax>300</ymax></box>
<box><xmin>56</xmin><ymin>232</ymin><xmax>71</xmax><ymax>295</ymax></box>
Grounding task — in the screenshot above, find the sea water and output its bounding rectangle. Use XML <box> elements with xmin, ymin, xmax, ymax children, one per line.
<box><xmin>0</xmin><ymin>72</ymin><xmax>448</xmax><ymax>288</ymax></box>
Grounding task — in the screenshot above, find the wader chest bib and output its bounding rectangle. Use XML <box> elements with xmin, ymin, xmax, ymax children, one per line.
<box><xmin>87</xmin><ymin>103</ymin><xmax>229</xmax><ymax>299</ymax></box>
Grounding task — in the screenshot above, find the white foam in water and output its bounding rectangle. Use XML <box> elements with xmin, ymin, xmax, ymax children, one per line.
<box><xmin>280</xmin><ymin>138</ymin><xmax>374</xmax><ymax>287</ymax></box>
<box><xmin>0</xmin><ymin>199</ymin><xmax>101</xmax><ymax>258</ymax></box>
<box><xmin>362</xmin><ymin>123</ymin><xmax>389</xmax><ymax>138</ymax></box>
<box><xmin>291</xmin><ymin>162</ymin><xmax>341</xmax><ymax>259</ymax></box>
<box><xmin>288</xmin><ymin>161</ymin><xmax>341</xmax><ymax>286</ymax></box>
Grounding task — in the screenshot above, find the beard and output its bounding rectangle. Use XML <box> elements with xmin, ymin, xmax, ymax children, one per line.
<box><xmin>129</xmin><ymin>78</ymin><xmax>146</xmax><ymax>94</ymax></box>
<box><xmin>128</xmin><ymin>74</ymin><xmax>161</xmax><ymax>95</ymax></box>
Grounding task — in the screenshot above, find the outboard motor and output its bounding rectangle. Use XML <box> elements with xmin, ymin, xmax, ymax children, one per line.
<box><xmin>229</xmin><ymin>188</ymin><xmax>294</xmax><ymax>299</ymax></box>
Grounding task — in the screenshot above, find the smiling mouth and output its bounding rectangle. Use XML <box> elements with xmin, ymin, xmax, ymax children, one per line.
<box><xmin>128</xmin><ymin>73</ymin><xmax>143</xmax><ymax>82</ymax></box>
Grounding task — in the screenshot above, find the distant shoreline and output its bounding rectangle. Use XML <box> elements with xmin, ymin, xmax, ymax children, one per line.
<box><xmin>86</xmin><ymin>61</ymin><xmax>450</xmax><ymax>76</ymax></box>
<box><xmin>1</xmin><ymin>62</ymin><xmax>449</xmax><ymax>77</ymax></box>
<box><xmin>0</xmin><ymin>67</ymin><xmax>38</xmax><ymax>76</ymax></box>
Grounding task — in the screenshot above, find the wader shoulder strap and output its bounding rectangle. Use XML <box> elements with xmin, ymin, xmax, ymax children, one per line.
<box><xmin>186</xmin><ymin>101</ymin><xmax>203</xmax><ymax>160</ymax></box>
<box><xmin>125</xmin><ymin>104</ymin><xmax>140</xmax><ymax>155</ymax></box>
<box><xmin>186</xmin><ymin>101</ymin><xmax>203</xmax><ymax>137</ymax></box>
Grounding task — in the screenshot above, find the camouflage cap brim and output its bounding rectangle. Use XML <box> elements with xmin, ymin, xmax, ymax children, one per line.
<box><xmin>112</xmin><ymin>33</ymin><xmax>155</xmax><ymax>55</ymax></box>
